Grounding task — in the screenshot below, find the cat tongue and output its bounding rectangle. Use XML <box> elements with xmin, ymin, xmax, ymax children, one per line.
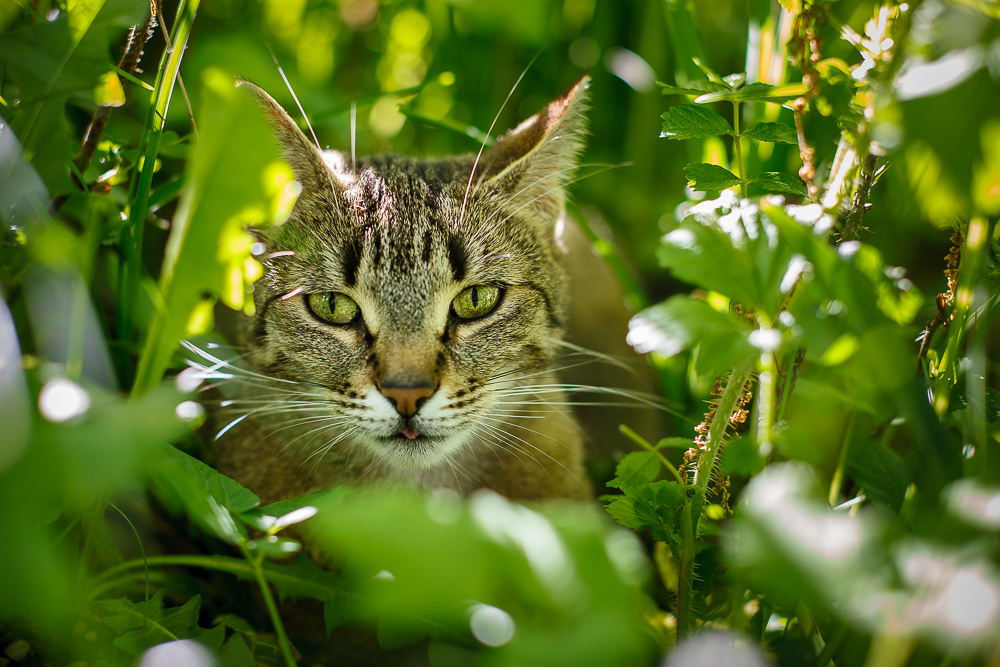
<box><xmin>400</xmin><ymin>426</ymin><xmax>421</xmax><ymax>440</ymax></box>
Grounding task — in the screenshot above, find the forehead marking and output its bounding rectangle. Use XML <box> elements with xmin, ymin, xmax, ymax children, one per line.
<box><xmin>447</xmin><ymin>236</ymin><xmax>468</xmax><ymax>283</ymax></box>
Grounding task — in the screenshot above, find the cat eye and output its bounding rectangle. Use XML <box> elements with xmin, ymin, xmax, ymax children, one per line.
<box><xmin>307</xmin><ymin>292</ymin><xmax>360</xmax><ymax>325</ymax></box>
<box><xmin>452</xmin><ymin>285</ymin><xmax>501</xmax><ymax>319</ymax></box>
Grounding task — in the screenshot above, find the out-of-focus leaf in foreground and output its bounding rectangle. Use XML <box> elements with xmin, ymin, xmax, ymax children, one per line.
<box><xmin>133</xmin><ymin>67</ymin><xmax>294</xmax><ymax>394</ymax></box>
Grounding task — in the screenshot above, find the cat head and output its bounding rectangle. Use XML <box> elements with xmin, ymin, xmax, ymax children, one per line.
<box><xmin>236</xmin><ymin>75</ymin><xmax>588</xmax><ymax>471</ymax></box>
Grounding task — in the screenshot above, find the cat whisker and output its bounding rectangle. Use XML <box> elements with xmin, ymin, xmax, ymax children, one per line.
<box><xmin>477</xmin><ymin>415</ymin><xmax>578</xmax><ymax>477</ymax></box>
<box><xmin>457</xmin><ymin>53</ymin><xmax>541</xmax><ymax>231</ymax></box>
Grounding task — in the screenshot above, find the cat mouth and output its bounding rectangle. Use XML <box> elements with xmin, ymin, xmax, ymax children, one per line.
<box><xmin>379</xmin><ymin>428</ymin><xmax>442</xmax><ymax>442</ymax></box>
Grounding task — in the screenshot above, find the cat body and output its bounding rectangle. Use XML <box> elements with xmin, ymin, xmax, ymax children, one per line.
<box><xmin>212</xmin><ymin>77</ymin><xmax>600</xmax><ymax>504</ymax></box>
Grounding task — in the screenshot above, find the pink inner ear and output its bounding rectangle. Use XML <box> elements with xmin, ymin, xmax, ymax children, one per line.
<box><xmin>478</xmin><ymin>75</ymin><xmax>587</xmax><ymax>180</ymax></box>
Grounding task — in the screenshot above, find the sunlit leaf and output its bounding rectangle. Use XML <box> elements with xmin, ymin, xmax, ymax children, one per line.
<box><xmin>660</xmin><ymin>104</ymin><xmax>733</xmax><ymax>140</ymax></box>
<box><xmin>748</xmin><ymin>172</ymin><xmax>807</xmax><ymax>196</ymax></box>
<box><xmin>684</xmin><ymin>163</ymin><xmax>742</xmax><ymax>190</ymax></box>
<box><xmin>742</xmin><ymin>121</ymin><xmax>797</xmax><ymax>145</ymax></box>
<box><xmin>133</xmin><ymin>68</ymin><xmax>292</xmax><ymax>394</ymax></box>
<box><xmin>657</xmin><ymin>80</ymin><xmax>729</xmax><ymax>96</ymax></box>
<box><xmin>694</xmin><ymin>82</ymin><xmax>808</xmax><ymax>104</ymax></box>
<box><xmin>628</xmin><ymin>295</ymin><xmax>755</xmax><ymax>376</ymax></box>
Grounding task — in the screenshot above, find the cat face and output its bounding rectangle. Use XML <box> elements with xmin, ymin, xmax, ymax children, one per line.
<box><xmin>236</xmin><ymin>77</ymin><xmax>588</xmax><ymax>472</ymax></box>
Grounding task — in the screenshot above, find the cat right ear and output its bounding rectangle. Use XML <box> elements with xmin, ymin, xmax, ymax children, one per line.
<box><xmin>237</xmin><ymin>78</ymin><xmax>345</xmax><ymax>200</ymax></box>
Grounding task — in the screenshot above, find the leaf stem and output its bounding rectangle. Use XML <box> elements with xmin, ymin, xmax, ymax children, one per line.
<box><xmin>693</xmin><ymin>359</ymin><xmax>754</xmax><ymax>494</ymax></box>
<box><xmin>120</xmin><ymin>0</ymin><xmax>200</xmax><ymax>393</ymax></box>
<box><xmin>732</xmin><ymin>101</ymin><xmax>747</xmax><ymax>198</ymax></box>
<box><xmin>619</xmin><ymin>425</ymin><xmax>687</xmax><ymax>486</ymax></box>
<box><xmin>239</xmin><ymin>544</ymin><xmax>297</xmax><ymax>667</ymax></box>
<box><xmin>677</xmin><ymin>358</ymin><xmax>755</xmax><ymax>638</ymax></box>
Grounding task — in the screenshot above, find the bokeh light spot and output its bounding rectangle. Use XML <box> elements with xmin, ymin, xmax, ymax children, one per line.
<box><xmin>38</xmin><ymin>378</ymin><xmax>90</xmax><ymax>422</ymax></box>
<box><xmin>468</xmin><ymin>604</ymin><xmax>516</xmax><ymax>647</ymax></box>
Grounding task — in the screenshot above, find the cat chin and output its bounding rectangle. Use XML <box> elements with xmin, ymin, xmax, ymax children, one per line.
<box><xmin>360</xmin><ymin>431</ymin><xmax>469</xmax><ymax>471</ymax></box>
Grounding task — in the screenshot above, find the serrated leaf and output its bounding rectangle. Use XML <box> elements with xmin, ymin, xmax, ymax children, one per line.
<box><xmin>99</xmin><ymin>592</ymin><xmax>202</xmax><ymax>656</ymax></box>
<box><xmin>847</xmin><ymin>440</ymin><xmax>910</xmax><ymax>511</ymax></box>
<box><xmin>154</xmin><ymin>444</ymin><xmax>259</xmax><ymax>514</ymax></box>
<box><xmin>239</xmin><ymin>487</ymin><xmax>350</xmax><ymax>530</ymax></box>
<box><xmin>657</xmin><ymin>80</ymin><xmax>730</xmax><ymax>96</ymax></box>
<box><xmin>695</xmin><ymin>82</ymin><xmax>808</xmax><ymax>104</ymax></box>
<box><xmin>607</xmin><ymin>451</ymin><xmax>661</xmax><ymax>492</ymax></box>
<box><xmin>684</xmin><ymin>163</ymin><xmax>742</xmax><ymax>190</ymax></box>
<box><xmin>749</xmin><ymin>172</ymin><xmax>808</xmax><ymax>196</ymax></box>
<box><xmin>743</xmin><ymin>122</ymin><xmax>798</xmax><ymax>145</ymax></box>
<box><xmin>628</xmin><ymin>296</ymin><xmax>755</xmax><ymax>377</ymax></box>
<box><xmin>661</xmin><ymin>104</ymin><xmax>733</xmax><ymax>140</ymax></box>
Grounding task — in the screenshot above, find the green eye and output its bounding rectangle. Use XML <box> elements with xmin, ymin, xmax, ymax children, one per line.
<box><xmin>452</xmin><ymin>285</ymin><xmax>501</xmax><ymax>319</ymax></box>
<box><xmin>307</xmin><ymin>292</ymin><xmax>360</xmax><ymax>324</ymax></box>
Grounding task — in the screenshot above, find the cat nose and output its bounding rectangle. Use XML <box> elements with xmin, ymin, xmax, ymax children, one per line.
<box><xmin>381</xmin><ymin>384</ymin><xmax>435</xmax><ymax>418</ymax></box>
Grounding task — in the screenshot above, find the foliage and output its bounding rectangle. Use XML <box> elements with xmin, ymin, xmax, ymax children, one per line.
<box><xmin>2</xmin><ymin>0</ymin><xmax>1000</xmax><ymax>666</ymax></box>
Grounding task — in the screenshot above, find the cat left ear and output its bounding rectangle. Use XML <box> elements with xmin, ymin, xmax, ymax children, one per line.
<box><xmin>478</xmin><ymin>74</ymin><xmax>590</xmax><ymax>222</ymax></box>
<box><xmin>237</xmin><ymin>78</ymin><xmax>346</xmax><ymax>201</ymax></box>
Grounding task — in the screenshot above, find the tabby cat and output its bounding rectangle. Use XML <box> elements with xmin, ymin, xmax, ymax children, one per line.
<box><xmin>208</xmin><ymin>75</ymin><xmax>652</xmax><ymax>507</ymax></box>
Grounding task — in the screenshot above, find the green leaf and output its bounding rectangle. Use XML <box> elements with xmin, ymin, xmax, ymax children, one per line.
<box><xmin>132</xmin><ymin>68</ymin><xmax>292</xmax><ymax>394</ymax></box>
<box><xmin>694</xmin><ymin>82</ymin><xmax>808</xmax><ymax>104</ymax></box>
<box><xmin>684</xmin><ymin>163</ymin><xmax>742</xmax><ymax>190</ymax></box>
<box><xmin>628</xmin><ymin>295</ymin><xmax>755</xmax><ymax>376</ymax></box>
<box><xmin>99</xmin><ymin>591</ymin><xmax>202</xmax><ymax>655</ymax></box>
<box><xmin>847</xmin><ymin>440</ymin><xmax>910</xmax><ymax>511</ymax></box>
<box><xmin>657</xmin><ymin>80</ymin><xmax>729</xmax><ymax>96</ymax></box>
<box><xmin>156</xmin><ymin>444</ymin><xmax>260</xmax><ymax>514</ymax></box>
<box><xmin>748</xmin><ymin>172</ymin><xmax>807</xmax><ymax>196</ymax></box>
<box><xmin>607</xmin><ymin>451</ymin><xmax>660</xmax><ymax>492</ymax></box>
<box><xmin>656</xmin><ymin>219</ymin><xmax>764</xmax><ymax>308</ymax></box>
<box><xmin>657</xmin><ymin>437</ymin><xmax>695</xmax><ymax>449</ymax></box>
<box><xmin>218</xmin><ymin>634</ymin><xmax>256</xmax><ymax>667</ymax></box>
<box><xmin>660</xmin><ymin>104</ymin><xmax>733</xmax><ymax>140</ymax></box>
<box><xmin>742</xmin><ymin>121</ymin><xmax>798</xmax><ymax>145</ymax></box>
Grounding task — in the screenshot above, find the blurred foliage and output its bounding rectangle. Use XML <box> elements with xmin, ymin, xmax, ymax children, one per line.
<box><xmin>2</xmin><ymin>0</ymin><xmax>1000</xmax><ymax>665</ymax></box>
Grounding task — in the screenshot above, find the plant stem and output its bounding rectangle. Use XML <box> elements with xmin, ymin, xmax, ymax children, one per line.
<box><xmin>619</xmin><ymin>425</ymin><xmax>687</xmax><ymax>486</ymax></box>
<box><xmin>828</xmin><ymin>412</ymin><xmax>857</xmax><ymax>507</ymax></box>
<box><xmin>732</xmin><ymin>101</ymin><xmax>747</xmax><ymax>198</ymax></box>
<box><xmin>677</xmin><ymin>358</ymin><xmax>754</xmax><ymax>638</ymax></box>
<box><xmin>692</xmin><ymin>359</ymin><xmax>754</xmax><ymax>492</ymax></box>
<box><xmin>240</xmin><ymin>544</ymin><xmax>297</xmax><ymax>667</ymax></box>
<box><xmin>120</xmin><ymin>0</ymin><xmax>200</xmax><ymax>392</ymax></box>
<box><xmin>933</xmin><ymin>215</ymin><xmax>988</xmax><ymax>411</ymax></box>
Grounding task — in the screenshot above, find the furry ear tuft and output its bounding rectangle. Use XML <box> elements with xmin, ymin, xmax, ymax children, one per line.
<box><xmin>236</xmin><ymin>78</ymin><xmax>344</xmax><ymax>202</ymax></box>
<box><xmin>479</xmin><ymin>74</ymin><xmax>590</xmax><ymax>222</ymax></box>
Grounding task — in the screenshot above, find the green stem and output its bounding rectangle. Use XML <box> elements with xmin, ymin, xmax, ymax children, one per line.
<box><xmin>932</xmin><ymin>216</ymin><xmax>988</xmax><ymax>412</ymax></box>
<box><xmin>677</xmin><ymin>358</ymin><xmax>755</xmax><ymax>638</ymax></box>
<box><xmin>676</xmin><ymin>495</ymin><xmax>697</xmax><ymax>639</ymax></box>
<box><xmin>119</xmin><ymin>0</ymin><xmax>200</xmax><ymax>392</ymax></box>
<box><xmin>239</xmin><ymin>544</ymin><xmax>297</xmax><ymax>667</ymax></box>
<box><xmin>732</xmin><ymin>101</ymin><xmax>747</xmax><ymax>198</ymax></box>
<box><xmin>828</xmin><ymin>413</ymin><xmax>857</xmax><ymax>507</ymax></box>
<box><xmin>755</xmin><ymin>314</ymin><xmax>777</xmax><ymax>458</ymax></box>
<box><xmin>619</xmin><ymin>424</ymin><xmax>687</xmax><ymax>486</ymax></box>
<box><xmin>693</xmin><ymin>359</ymin><xmax>754</xmax><ymax>493</ymax></box>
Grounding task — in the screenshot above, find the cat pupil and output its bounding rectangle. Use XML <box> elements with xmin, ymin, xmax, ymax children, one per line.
<box><xmin>470</xmin><ymin>287</ymin><xmax>479</xmax><ymax>308</ymax></box>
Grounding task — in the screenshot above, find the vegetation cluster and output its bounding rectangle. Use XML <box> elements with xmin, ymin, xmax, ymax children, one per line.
<box><xmin>1</xmin><ymin>0</ymin><xmax>999</xmax><ymax>665</ymax></box>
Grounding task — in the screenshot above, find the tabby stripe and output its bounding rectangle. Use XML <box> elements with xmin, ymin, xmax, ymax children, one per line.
<box><xmin>447</xmin><ymin>236</ymin><xmax>468</xmax><ymax>282</ymax></box>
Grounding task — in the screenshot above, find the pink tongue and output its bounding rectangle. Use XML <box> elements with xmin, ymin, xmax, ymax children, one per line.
<box><xmin>401</xmin><ymin>426</ymin><xmax>420</xmax><ymax>440</ymax></box>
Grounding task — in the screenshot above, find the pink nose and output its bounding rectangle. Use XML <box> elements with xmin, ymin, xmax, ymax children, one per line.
<box><xmin>381</xmin><ymin>385</ymin><xmax>434</xmax><ymax>417</ymax></box>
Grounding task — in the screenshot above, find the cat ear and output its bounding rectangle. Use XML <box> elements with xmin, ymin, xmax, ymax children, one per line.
<box><xmin>236</xmin><ymin>78</ymin><xmax>346</xmax><ymax>200</ymax></box>
<box><xmin>478</xmin><ymin>74</ymin><xmax>589</xmax><ymax>222</ymax></box>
